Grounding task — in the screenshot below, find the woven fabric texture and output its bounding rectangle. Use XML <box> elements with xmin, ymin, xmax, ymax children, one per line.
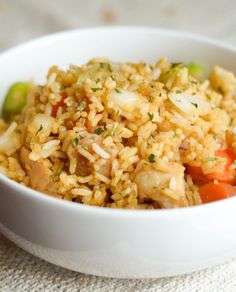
<box><xmin>1</xmin><ymin>233</ymin><xmax>236</xmax><ymax>292</ymax></box>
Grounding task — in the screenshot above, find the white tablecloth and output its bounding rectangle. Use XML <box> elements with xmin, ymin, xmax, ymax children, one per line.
<box><xmin>1</xmin><ymin>234</ymin><xmax>236</xmax><ymax>291</ymax></box>
<box><xmin>1</xmin><ymin>0</ymin><xmax>236</xmax><ymax>290</ymax></box>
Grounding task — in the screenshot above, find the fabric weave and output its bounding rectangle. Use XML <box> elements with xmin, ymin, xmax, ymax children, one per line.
<box><xmin>1</xmin><ymin>233</ymin><xmax>236</xmax><ymax>292</ymax></box>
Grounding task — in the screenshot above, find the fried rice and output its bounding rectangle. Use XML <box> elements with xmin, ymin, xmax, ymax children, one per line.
<box><xmin>1</xmin><ymin>57</ymin><xmax>236</xmax><ymax>209</ymax></box>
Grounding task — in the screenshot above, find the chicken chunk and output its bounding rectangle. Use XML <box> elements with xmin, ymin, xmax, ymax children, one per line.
<box><xmin>67</xmin><ymin>144</ymin><xmax>92</xmax><ymax>176</ymax></box>
<box><xmin>134</xmin><ymin>164</ymin><xmax>188</xmax><ymax>208</ymax></box>
<box><xmin>20</xmin><ymin>147</ymin><xmax>52</xmax><ymax>191</ymax></box>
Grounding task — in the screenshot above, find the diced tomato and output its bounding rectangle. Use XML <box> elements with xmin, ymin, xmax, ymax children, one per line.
<box><xmin>51</xmin><ymin>92</ymin><xmax>67</xmax><ymax>117</ymax></box>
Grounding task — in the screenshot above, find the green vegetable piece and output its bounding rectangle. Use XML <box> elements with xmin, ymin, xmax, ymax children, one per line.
<box><xmin>95</xmin><ymin>127</ymin><xmax>105</xmax><ymax>135</ymax></box>
<box><xmin>187</xmin><ymin>63</ymin><xmax>204</xmax><ymax>78</ymax></box>
<box><xmin>148</xmin><ymin>153</ymin><xmax>156</xmax><ymax>163</ymax></box>
<box><xmin>72</xmin><ymin>137</ymin><xmax>79</xmax><ymax>146</ymax></box>
<box><xmin>147</xmin><ymin>112</ymin><xmax>154</xmax><ymax>121</ymax></box>
<box><xmin>2</xmin><ymin>82</ymin><xmax>28</xmax><ymax>120</ymax></box>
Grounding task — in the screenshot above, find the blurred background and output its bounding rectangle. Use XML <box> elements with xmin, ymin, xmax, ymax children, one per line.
<box><xmin>0</xmin><ymin>0</ymin><xmax>236</xmax><ymax>51</ymax></box>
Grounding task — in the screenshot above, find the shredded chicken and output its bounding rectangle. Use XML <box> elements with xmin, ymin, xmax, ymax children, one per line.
<box><xmin>134</xmin><ymin>164</ymin><xmax>189</xmax><ymax>208</ymax></box>
<box><xmin>20</xmin><ymin>147</ymin><xmax>52</xmax><ymax>191</ymax></box>
<box><xmin>67</xmin><ymin>144</ymin><xmax>92</xmax><ymax>176</ymax></box>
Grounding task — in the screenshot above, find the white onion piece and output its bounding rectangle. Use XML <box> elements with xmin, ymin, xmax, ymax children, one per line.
<box><xmin>28</xmin><ymin>114</ymin><xmax>54</xmax><ymax>137</ymax></box>
<box><xmin>168</xmin><ymin>93</ymin><xmax>211</xmax><ymax>116</ymax></box>
<box><xmin>107</xmin><ymin>89</ymin><xmax>142</xmax><ymax>113</ymax></box>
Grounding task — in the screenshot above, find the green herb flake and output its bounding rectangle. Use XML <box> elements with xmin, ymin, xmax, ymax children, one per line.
<box><xmin>149</xmin><ymin>96</ymin><xmax>154</xmax><ymax>103</ymax></box>
<box><xmin>36</xmin><ymin>124</ymin><xmax>43</xmax><ymax>135</ymax></box>
<box><xmin>95</xmin><ymin>78</ymin><xmax>100</xmax><ymax>84</ymax></box>
<box><xmin>72</xmin><ymin>137</ymin><xmax>79</xmax><ymax>146</ymax></box>
<box><xmin>91</xmin><ymin>87</ymin><xmax>102</xmax><ymax>92</ymax></box>
<box><xmin>148</xmin><ymin>153</ymin><xmax>156</xmax><ymax>163</ymax></box>
<box><xmin>54</xmin><ymin>165</ymin><xmax>62</xmax><ymax>176</ymax></box>
<box><xmin>234</xmin><ymin>173</ymin><xmax>236</xmax><ymax>177</ymax></box>
<box><xmin>107</xmin><ymin>63</ymin><xmax>112</xmax><ymax>72</ymax></box>
<box><xmin>77</xmin><ymin>101</ymin><xmax>86</xmax><ymax>112</ymax></box>
<box><xmin>147</xmin><ymin>112</ymin><xmax>154</xmax><ymax>121</ymax></box>
<box><xmin>159</xmin><ymin>92</ymin><xmax>162</xmax><ymax>97</ymax></box>
<box><xmin>176</xmin><ymin>90</ymin><xmax>182</xmax><ymax>94</ymax></box>
<box><xmin>171</xmin><ymin>62</ymin><xmax>182</xmax><ymax>68</ymax></box>
<box><xmin>191</xmin><ymin>102</ymin><xmax>198</xmax><ymax>108</ymax></box>
<box><xmin>111</xmin><ymin>75</ymin><xmax>115</xmax><ymax>81</ymax></box>
<box><xmin>100</xmin><ymin>62</ymin><xmax>105</xmax><ymax>69</ymax></box>
<box><xmin>95</xmin><ymin>127</ymin><xmax>105</xmax><ymax>135</ymax></box>
<box><xmin>230</xmin><ymin>117</ymin><xmax>234</xmax><ymax>126</ymax></box>
<box><xmin>114</xmin><ymin>88</ymin><xmax>121</xmax><ymax>94</ymax></box>
<box><xmin>207</xmin><ymin>157</ymin><xmax>217</xmax><ymax>162</ymax></box>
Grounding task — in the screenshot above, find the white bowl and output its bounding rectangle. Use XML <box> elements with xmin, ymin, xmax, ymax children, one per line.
<box><xmin>1</xmin><ymin>27</ymin><xmax>236</xmax><ymax>279</ymax></box>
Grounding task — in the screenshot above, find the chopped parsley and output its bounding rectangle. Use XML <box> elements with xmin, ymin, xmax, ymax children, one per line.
<box><xmin>91</xmin><ymin>87</ymin><xmax>102</xmax><ymax>92</ymax></box>
<box><xmin>72</xmin><ymin>137</ymin><xmax>79</xmax><ymax>146</ymax></box>
<box><xmin>191</xmin><ymin>102</ymin><xmax>198</xmax><ymax>108</ymax></box>
<box><xmin>171</xmin><ymin>62</ymin><xmax>182</xmax><ymax>68</ymax></box>
<box><xmin>147</xmin><ymin>112</ymin><xmax>154</xmax><ymax>121</ymax></box>
<box><xmin>159</xmin><ymin>92</ymin><xmax>162</xmax><ymax>97</ymax></box>
<box><xmin>107</xmin><ymin>63</ymin><xmax>112</xmax><ymax>72</ymax></box>
<box><xmin>54</xmin><ymin>165</ymin><xmax>62</xmax><ymax>176</ymax></box>
<box><xmin>207</xmin><ymin>157</ymin><xmax>217</xmax><ymax>162</ymax></box>
<box><xmin>230</xmin><ymin>117</ymin><xmax>234</xmax><ymax>126</ymax></box>
<box><xmin>148</xmin><ymin>153</ymin><xmax>156</xmax><ymax>163</ymax></box>
<box><xmin>95</xmin><ymin>78</ymin><xmax>100</xmax><ymax>83</ymax></box>
<box><xmin>36</xmin><ymin>124</ymin><xmax>43</xmax><ymax>135</ymax></box>
<box><xmin>176</xmin><ymin>90</ymin><xmax>182</xmax><ymax>94</ymax></box>
<box><xmin>114</xmin><ymin>88</ymin><xmax>121</xmax><ymax>93</ymax></box>
<box><xmin>110</xmin><ymin>75</ymin><xmax>115</xmax><ymax>81</ymax></box>
<box><xmin>99</xmin><ymin>62</ymin><xmax>112</xmax><ymax>72</ymax></box>
<box><xmin>149</xmin><ymin>96</ymin><xmax>154</xmax><ymax>103</ymax></box>
<box><xmin>95</xmin><ymin>127</ymin><xmax>105</xmax><ymax>135</ymax></box>
<box><xmin>77</xmin><ymin>101</ymin><xmax>86</xmax><ymax>112</ymax></box>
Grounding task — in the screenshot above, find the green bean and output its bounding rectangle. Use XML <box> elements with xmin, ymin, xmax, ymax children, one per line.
<box><xmin>2</xmin><ymin>82</ymin><xmax>28</xmax><ymax>120</ymax></box>
<box><xmin>187</xmin><ymin>63</ymin><xmax>204</xmax><ymax>78</ymax></box>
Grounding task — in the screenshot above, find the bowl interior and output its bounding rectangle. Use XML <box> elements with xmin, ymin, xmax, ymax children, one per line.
<box><xmin>0</xmin><ymin>27</ymin><xmax>236</xmax><ymax>109</ymax></box>
<box><xmin>1</xmin><ymin>27</ymin><xmax>236</xmax><ymax>212</ymax></box>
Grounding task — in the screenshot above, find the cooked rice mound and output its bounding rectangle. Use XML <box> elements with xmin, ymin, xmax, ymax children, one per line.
<box><xmin>1</xmin><ymin>57</ymin><xmax>236</xmax><ymax>209</ymax></box>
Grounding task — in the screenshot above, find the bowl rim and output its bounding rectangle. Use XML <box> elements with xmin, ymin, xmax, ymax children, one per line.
<box><xmin>1</xmin><ymin>25</ymin><xmax>236</xmax><ymax>218</ymax></box>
